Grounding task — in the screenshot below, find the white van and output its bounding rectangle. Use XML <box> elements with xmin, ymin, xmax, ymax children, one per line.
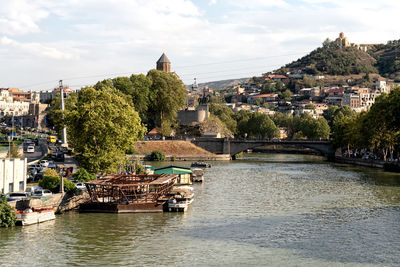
<box><xmin>27</xmin><ymin>146</ymin><xmax>35</xmax><ymax>153</ymax></box>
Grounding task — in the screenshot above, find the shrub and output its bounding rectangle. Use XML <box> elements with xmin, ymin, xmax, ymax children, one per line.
<box><xmin>39</xmin><ymin>170</ymin><xmax>61</xmax><ymax>193</ymax></box>
<box><xmin>0</xmin><ymin>196</ymin><xmax>16</xmax><ymax>227</ymax></box>
<box><xmin>149</xmin><ymin>150</ymin><xmax>165</xmax><ymax>161</ymax></box>
<box><xmin>72</xmin><ymin>168</ymin><xmax>96</xmax><ymax>183</ymax></box>
<box><xmin>135</xmin><ymin>161</ymin><xmax>146</xmax><ymax>174</ymax></box>
<box><xmin>63</xmin><ymin>179</ymin><xmax>77</xmax><ymax>194</ymax></box>
<box><xmin>126</xmin><ymin>147</ymin><xmax>135</xmax><ymax>154</ymax></box>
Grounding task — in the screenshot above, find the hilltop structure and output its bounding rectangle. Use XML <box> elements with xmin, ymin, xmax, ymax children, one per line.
<box><xmin>156</xmin><ymin>53</ymin><xmax>171</xmax><ymax>73</ymax></box>
<box><xmin>334</xmin><ymin>32</ymin><xmax>373</xmax><ymax>52</ymax></box>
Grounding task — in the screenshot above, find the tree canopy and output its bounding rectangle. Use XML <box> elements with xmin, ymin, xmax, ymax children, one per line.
<box><xmin>65</xmin><ymin>86</ymin><xmax>146</xmax><ymax>173</ymax></box>
<box><xmin>147</xmin><ymin>69</ymin><xmax>187</xmax><ymax>135</ymax></box>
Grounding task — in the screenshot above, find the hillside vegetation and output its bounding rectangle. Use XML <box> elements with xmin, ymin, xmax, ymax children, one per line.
<box><xmin>280</xmin><ymin>39</ymin><xmax>400</xmax><ymax>79</ymax></box>
<box><xmin>282</xmin><ymin>44</ymin><xmax>377</xmax><ymax>76</ymax></box>
<box><xmin>369</xmin><ymin>40</ymin><xmax>400</xmax><ymax>78</ymax></box>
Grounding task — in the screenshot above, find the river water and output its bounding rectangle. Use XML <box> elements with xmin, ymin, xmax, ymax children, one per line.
<box><xmin>1</xmin><ymin>154</ymin><xmax>400</xmax><ymax>267</ymax></box>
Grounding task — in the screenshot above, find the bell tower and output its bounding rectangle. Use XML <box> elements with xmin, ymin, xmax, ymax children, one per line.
<box><xmin>156</xmin><ymin>53</ymin><xmax>171</xmax><ymax>73</ymax></box>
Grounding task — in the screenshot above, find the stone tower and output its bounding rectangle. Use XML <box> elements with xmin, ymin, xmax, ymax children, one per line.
<box><xmin>156</xmin><ymin>53</ymin><xmax>171</xmax><ymax>73</ymax></box>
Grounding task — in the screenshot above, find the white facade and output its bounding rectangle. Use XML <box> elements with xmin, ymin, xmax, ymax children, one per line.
<box><xmin>0</xmin><ymin>101</ymin><xmax>30</xmax><ymax>117</ymax></box>
<box><xmin>0</xmin><ymin>158</ymin><xmax>27</xmax><ymax>194</ymax></box>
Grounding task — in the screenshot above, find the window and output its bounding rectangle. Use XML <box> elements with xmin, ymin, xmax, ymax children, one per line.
<box><xmin>19</xmin><ymin>181</ymin><xmax>24</xmax><ymax>191</ymax></box>
<box><xmin>9</xmin><ymin>183</ymin><xmax>14</xmax><ymax>193</ymax></box>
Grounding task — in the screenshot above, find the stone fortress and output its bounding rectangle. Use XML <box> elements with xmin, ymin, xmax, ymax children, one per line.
<box><xmin>334</xmin><ymin>32</ymin><xmax>375</xmax><ymax>52</ymax></box>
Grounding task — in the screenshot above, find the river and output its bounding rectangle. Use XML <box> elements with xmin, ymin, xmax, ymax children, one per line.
<box><xmin>1</xmin><ymin>154</ymin><xmax>400</xmax><ymax>266</ymax></box>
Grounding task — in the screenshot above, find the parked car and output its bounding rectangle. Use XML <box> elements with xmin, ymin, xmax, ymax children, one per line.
<box><xmin>75</xmin><ymin>182</ymin><xmax>86</xmax><ymax>190</ymax></box>
<box><xmin>26</xmin><ymin>145</ymin><xmax>35</xmax><ymax>153</ymax></box>
<box><xmin>29</xmin><ymin>164</ymin><xmax>42</xmax><ymax>172</ymax></box>
<box><xmin>7</xmin><ymin>192</ymin><xmax>29</xmax><ymax>201</ymax></box>
<box><xmin>28</xmin><ymin>166</ymin><xmax>38</xmax><ymax>174</ymax></box>
<box><xmin>25</xmin><ymin>186</ymin><xmax>43</xmax><ymax>196</ymax></box>
<box><xmin>34</xmin><ymin>172</ymin><xmax>45</xmax><ymax>181</ymax></box>
<box><xmin>47</xmin><ymin>162</ymin><xmax>56</xmax><ymax>170</ymax></box>
<box><xmin>40</xmin><ymin>160</ymin><xmax>49</xmax><ymax>168</ymax></box>
<box><xmin>33</xmin><ymin>189</ymin><xmax>52</xmax><ymax>197</ymax></box>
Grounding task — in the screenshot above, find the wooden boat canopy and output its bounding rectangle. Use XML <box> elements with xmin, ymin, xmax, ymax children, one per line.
<box><xmin>85</xmin><ymin>174</ymin><xmax>178</xmax><ymax>205</ymax></box>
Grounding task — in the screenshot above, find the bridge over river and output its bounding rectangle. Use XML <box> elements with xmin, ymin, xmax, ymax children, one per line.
<box><xmin>192</xmin><ymin>138</ymin><xmax>335</xmax><ymax>159</ymax></box>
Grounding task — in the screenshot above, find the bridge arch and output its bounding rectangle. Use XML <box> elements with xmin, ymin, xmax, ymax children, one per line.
<box><xmin>192</xmin><ymin>138</ymin><xmax>335</xmax><ymax>159</ymax></box>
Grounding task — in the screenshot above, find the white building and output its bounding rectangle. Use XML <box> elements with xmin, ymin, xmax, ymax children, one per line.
<box><xmin>0</xmin><ymin>88</ymin><xmax>30</xmax><ymax>117</ymax></box>
<box><xmin>0</xmin><ymin>158</ymin><xmax>27</xmax><ymax>194</ymax></box>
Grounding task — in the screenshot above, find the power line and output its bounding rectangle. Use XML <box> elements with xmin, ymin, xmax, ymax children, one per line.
<box><xmin>17</xmin><ymin>51</ymin><xmax>307</xmax><ymax>89</ymax></box>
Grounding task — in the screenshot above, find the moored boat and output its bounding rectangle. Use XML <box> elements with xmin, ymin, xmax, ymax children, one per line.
<box><xmin>191</xmin><ymin>168</ymin><xmax>204</xmax><ymax>182</ymax></box>
<box><xmin>191</xmin><ymin>162</ymin><xmax>211</xmax><ymax>168</ymax></box>
<box><xmin>14</xmin><ymin>208</ymin><xmax>55</xmax><ymax>226</ymax></box>
<box><xmin>167</xmin><ymin>186</ymin><xmax>194</xmax><ymax>212</ymax></box>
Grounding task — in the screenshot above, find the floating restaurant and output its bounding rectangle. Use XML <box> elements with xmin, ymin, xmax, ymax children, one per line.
<box><xmin>80</xmin><ymin>174</ymin><xmax>178</xmax><ymax>213</ymax></box>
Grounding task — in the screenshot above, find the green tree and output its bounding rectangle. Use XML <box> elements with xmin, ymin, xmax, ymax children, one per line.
<box><xmin>72</xmin><ymin>168</ymin><xmax>96</xmax><ymax>183</ymax></box>
<box><xmin>7</xmin><ymin>143</ymin><xmax>20</xmax><ymax>158</ymax></box>
<box><xmin>63</xmin><ymin>179</ymin><xmax>77</xmax><ymax>194</ymax></box>
<box><xmin>147</xmin><ymin>70</ymin><xmax>186</xmax><ymax>135</ymax></box>
<box><xmin>39</xmin><ymin>169</ymin><xmax>61</xmax><ymax>193</ymax></box>
<box><xmin>149</xmin><ymin>150</ymin><xmax>165</xmax><ymax>161</ymax></box>
<box><xmin>47</xmin><ymin>92</ymin><xmax>78</xmax><ymax>136</ymax></box>
<box><xmin>65</xmin><ymin>86</ymin><xmax>146</xmax><ymax>173</ymax></box>
<box><xmin>0</xmin><ymin>196</ymin><xmax>16</xmax><ymax>227</ymax></box>
<box><xmin>280</xmin><ymin>89</ymin><xmax>293</xmax><ymax>101</ymax></box>
<box><xmin>246</xmin><ymin>113</ymin><xmax>279</xmax><ymax>139</ymax></box>
<box><xmin>209</xmin><ymin>103</ymin><xmax>237</xmax><ymax>134</ymax></box>
<box><xmin>130</xmin><ymin>74</ymin><xmax>151</xmax><ymax>120</ymax></box>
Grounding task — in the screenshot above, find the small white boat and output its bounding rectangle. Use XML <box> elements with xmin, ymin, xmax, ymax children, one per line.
<box><xmin>191</xmin><ymin>168</ymin><xmax>204</xmax><ymax>182</ymax></box>
<box><xmin>168</xmin><ymin>186</ymin><xmax>194</xmax><ymax>212</ymax></box>
<box><xmin>14</xmin><ymin>208</ymin><xmax>56</xmax><ymax>226</ymax></box>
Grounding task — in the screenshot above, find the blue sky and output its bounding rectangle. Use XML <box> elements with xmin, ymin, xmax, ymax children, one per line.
<box><xmin>0</xmin><ymin>0</ymin><xmax>399</xmax><ymax>90</ymax></box>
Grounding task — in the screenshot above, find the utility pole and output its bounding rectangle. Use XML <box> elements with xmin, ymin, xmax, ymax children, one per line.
<box><xmin>59</xmin><ymin>80</ymin><xmax>68</xmax><ymax>146</ymax></box>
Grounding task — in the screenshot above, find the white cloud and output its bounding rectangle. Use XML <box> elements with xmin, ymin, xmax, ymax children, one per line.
<box><xmin>227</xmin><ymin>0</ymin><xmax>289</xmax><ymax>8</ymax></box>
<box><xmin>0</xmin><ymin>0</ymin><xmax>400</xmax><ymax>89</ymax></box>
<box><xmin>0</xmin><ymin>0</ymin><xmax>50</xmax><ymax>35</ymax></box>
<box><xmin>0</xmin><ymin>36</ymin><xmax>79</xmax><ymax>60</ymax></box>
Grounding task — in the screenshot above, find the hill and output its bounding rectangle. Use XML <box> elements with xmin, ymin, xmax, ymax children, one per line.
<box><xmin>281</xmin><ymin>43</ymin><xmax>378</xmax><ymax>76</ymax></box>
<box><xmin>186</xmin><ymin>78</ymin><xmax>249</xmax><ymax>91</ymax></box>
<box><xmin>369</xmin><ymin>40</ymin><xmax>400</xmax><ymax>79</ymax></box>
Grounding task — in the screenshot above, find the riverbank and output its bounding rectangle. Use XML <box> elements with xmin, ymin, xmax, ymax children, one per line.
<box><xmin>334</xmin><ymin>156</ymin><xmax>385</xmax><ymax>168</ymax></box>
<box><xmin>8</xmin><ymin>191</ymin><xmax>89</xmax><ymax>214</ymax></box>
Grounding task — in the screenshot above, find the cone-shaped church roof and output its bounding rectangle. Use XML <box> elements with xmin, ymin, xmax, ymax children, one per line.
<box><xmin>157</xmin><ymin>53</ymin><xmax>171</xmax><ymax>63</ymax></box>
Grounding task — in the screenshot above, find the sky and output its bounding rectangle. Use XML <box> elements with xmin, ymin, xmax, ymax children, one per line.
<box><xmin>0</xmin><ymin>0</ymin><xmax>399</xmax><ymax>91</ymax></box>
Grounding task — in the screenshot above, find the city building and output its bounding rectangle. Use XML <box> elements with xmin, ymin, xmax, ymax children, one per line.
<box><xmin>0</xmin><ymin>158</ymin><xmax>27</xmax><ymax>194</ymax></box>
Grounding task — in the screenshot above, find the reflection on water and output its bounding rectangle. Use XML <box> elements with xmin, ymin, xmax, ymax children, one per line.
<box><xmin>1</xmin><ymin>153</ymin><xmax>399</xmax><ymax>266</ymax></box>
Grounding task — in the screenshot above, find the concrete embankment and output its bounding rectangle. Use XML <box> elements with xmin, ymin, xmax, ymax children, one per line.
<box><xmin>333</xmin><ymin>156</ymin><xmax>385</xmax><ymax>168</ymax></box>
<box><xmin>10</xmin><ymin>191</ymin><xmax>90</xmax><ymax>213</ymax></box>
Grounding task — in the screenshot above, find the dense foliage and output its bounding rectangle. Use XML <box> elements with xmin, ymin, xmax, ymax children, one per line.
<box><xmin>63</xmin><ymin>179</ymin><xmax>77</xmax><ymax>194</ymax></box>
<box><xmin>279</xmin><ymin>39</ymin><xmax>400</xmax><ymax>78</ymax></box>
<box><xmin>39</xmin><ymin>169</ymin><xmax>61</xmax><ymax>192</ymax></box>
<box><xmin>7</xmin><ymin>143</ymin><xmax>21</xmax><ymax>158</ymax></box>
<box><xmin>72</xmin><ymin>168</ymin><xmax>96</xmax><ymax>183</ymax></box>
<box><xmin>39</xmin><ymin>169</ymin><xmax>77</xmax><ymax>194</ymax></box>
<box><xmin>331</xmin><ymin>87</ymin><xmax>400</xmax><ymax>161</ymax></box>
<box><xmin>208</xmin><ymin>104</ymin><xmax>329</xmax><ymax>140</ymax></box>
<box><xmin>283</xmin><ymin>44</ymin><xmax>377</xmax><ymax>76</ymax></box>
<box><xmin>65</xmin><ymin>86</ymin><xmax>146</xmax><ymax>173</ymax></box>
<box><xmin>94</xmin><ymin>70</ymin><xmax>186</xmax><ymax>136</ymax></box>
<box><xmin>370</xmin><ymin>40</ymin><xmax>400</xmax><ymax>78</ymax></box>
<box><xmin>272</xmin><ymin>112</ymin><xmax>330</xmax><ymax>139</ymax></box>
<box><xmin>0</xmin><ymin>196</ymin><xmax>16</xmax><ymax>227</ymax></box>
<box><xmin>149</xmin><ymin>150</ymin><xmax>165</xmax><ymax>161</ymax></box>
